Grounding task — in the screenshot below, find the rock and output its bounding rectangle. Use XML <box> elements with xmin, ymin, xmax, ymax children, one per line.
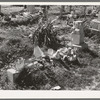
<box><xmin>34</xmin><ymin>46</ymin><xmax>45</xmax><ymax>58</ymax></box>
<box><xmin>47</xmin><ymin>49</ymin><xmax>54</xmax><ymax>56</ymax></box>
<box><xmin>27</xmin><ymin>63</ymin><xmax>34</xmax><ymax>67</ymax></box>
<box><xmin>72</xmin><ymin>21</ymin><xmax>84</xmax><ymax>45</ymax></box>
<box><xmin>51</xmin><ymin>86</ymin><xmax>61</xmax><ymax>90</ymax></box>
<box><xmin>7</xmin><ymin>69</ymin><xmax>19</xmax><ymax>84</ymax></box>
<box><xmin>15</xmin><ymin>57</ymin><xmax>25</xmax><ymax>71</ymax></box>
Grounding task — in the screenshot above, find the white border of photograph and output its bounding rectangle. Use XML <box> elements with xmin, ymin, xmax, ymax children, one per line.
<box><xmin>0</xmin><ymin>2</ymin><xmax>100</xmax><ymax>99</ymax></box>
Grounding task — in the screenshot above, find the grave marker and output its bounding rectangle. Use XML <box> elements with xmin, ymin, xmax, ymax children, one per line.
<box><xmin>90</xmin><ymin>11</ymin><xmax>100</xmax><ymax>31</ymax></box>
<box><xmin>72</xmin><ymin>21</ymin><xmax>84</xmax><ymax>45</ymax></box>
<box><xmin>71</xmin><ymin>21</ymin><xmax>88</xmax><ymax>49</ymax></box>
<box><xmin>34</xmin><ymin>46</ymin><xmax>45</xmax><ymax>58</ymax></box>
<box><xmin>15</xmin><ymin>57</ymin><xmax>25</xmax><ymax>71</ymax></box>
<box><xmin>7</xmin><ymin>69</ymin><xmax>19</xmax><ymax>84</ymax></box>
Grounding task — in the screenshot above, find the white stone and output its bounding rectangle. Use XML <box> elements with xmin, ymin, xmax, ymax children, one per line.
<box><xmin>23</xmin><ymin>12</ymin><xmax>30</xmax><ymax>17</ymax></box>
<box><xmin>73</xmin><ymin>21</ymin><xmax>82</xmax><ymax>29</ymax></box>
<box><xmin>72</xmin><ymin>29</ymin><xmax>80</xmax><ymax>45</ymax></box>
<box><xmin>34</xmin><ymin>46</ymin><xmax>45</xmax><ymax>58</ymax></box>
<box><xmin>72</xmin><ymin>21</ymin><xmax>84</xmax><ymax>45</ymax></box>
<box><xmin>33</xmin><ymin>61</ymin><xmax>38</xmax><ymax>65</ymax></box>
<box><xmin>7</xmin><ymin>69</ymin><xmax>19</xmax><ymax>83</ymax></box>
<box><xmin>15</xmin><ymin>57</ymin><xmax>25</xmax><ymax>71</ymax></box>
<box><xmin>51</xmin><ymin>51</ymin><xmax>60</xmax><ymax>59</ymax></box>
<box><xmin>47</xmin><ymin>49</ymin><xmax>54</xmax><ymax>56</ymax></box>
<box><xmin>27</xmin><ymin>63</ymin><xmax>34</xmax><ymax>67</ymax></box>
<box><xmin>29</xmin><ymin>34</ymin><xmax>33</xmax><ymax>38</ymax></box>
<box><xmin>51</xmin><ymin>86</ymin><xmax>61</xmax><ymax>90</ymax></box>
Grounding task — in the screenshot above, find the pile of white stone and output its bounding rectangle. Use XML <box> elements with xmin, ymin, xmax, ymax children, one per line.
<box><xmin>48</xmin><ymin>47</ymin><xmax>77</xmax><ymax>62</ymax></box>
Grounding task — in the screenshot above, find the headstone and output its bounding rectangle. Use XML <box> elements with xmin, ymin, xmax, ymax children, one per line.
<box><xmin>90</xmin><ymin>11</ymin><xmax>100</xmax><ymax>31</ymax></box>
<box><xmin>72</xmin><ymin>29</ymin><xmax>80</xmax><ymax>44</ymax></box>
<box><xmin>90</xmin><ymin>19</ymin><xmax>99</xmax><ymax>30</ymax></box>
<box><xmin>72</xmin><ymin>21</ymin><xmax>84</xmax><ymax>45</ymax></box>
<box><xmin>73</xmin><ymin>21</ymin><xmax>82</xmax><ymax>29</ymax></box>
<box><xmin>34</xmin><ymin>46</ymin><xmax>45</xmax><ymax>58</ymax></box>
<box><xmin>7</xmin><ymin>69</ymin><xmax>19</xmax><ymax>84</ymax></box>
<box><xmin>27</xmin><ymin>5</ymin><xmax>35</xmax><ymax>14</ymax></box>
<box><xmin>15</xmin><ymin>57</ymin><xmax>25</xmax><ymax>71</ymax></box>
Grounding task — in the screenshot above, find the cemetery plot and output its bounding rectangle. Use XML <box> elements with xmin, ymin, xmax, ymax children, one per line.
<box><xmin>0</xmin><ymin>5</ymin><xmax>100</xmax><ymax>90</ymax></box>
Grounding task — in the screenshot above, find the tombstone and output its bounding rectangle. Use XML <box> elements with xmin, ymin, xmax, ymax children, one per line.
<box><xmin>34</xmin><ymin>46</ymin><xmax>45</xmax><ymax>58</ymax></box>
<box><xmin>7</xmin><ymin>69</ymin><xmax>19</xmax><ymax>84</ymax></box>
<box><xmin>72</xmin><ymin>29</ymin><xmax>80</xmax><ymax>44</ymax></box>
<box><xmin>90</xmin><ymin>19</ymin><xmax>100</xmax><ymax>30</ymax></box>
<box><xmin>72</xmin><ymin>21</ymin><xmax>84</xmax><ymax>45</ymax></box>
<box><xmin>27</xmin><ymin>5</ymin><xmax>35</xmax><ymax>14</ymax></box>
<box><xmin>90</xmin><ymin>11</ymin><xmax>100</xmax><ymax>31</ymax></box>
<box><xmin>15</xmin><ymin>57</ymin><xmax>25</xmax><ymax>71</ymax></box>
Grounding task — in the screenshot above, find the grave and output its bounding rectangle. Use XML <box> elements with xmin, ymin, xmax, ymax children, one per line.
<box><xmin>71</xmin><ymin>21</ymin><xmax>88</xmax><ymax>49</ymax></box>
<box><xmin>90</xmin><ymin>11</ymin><xmax>100</xmax><ymax>31</ymax></box>
<box><xmin>72</xmin><ymin>21</ymin><xmax>84</xmax><ymax>45</ymax></box>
